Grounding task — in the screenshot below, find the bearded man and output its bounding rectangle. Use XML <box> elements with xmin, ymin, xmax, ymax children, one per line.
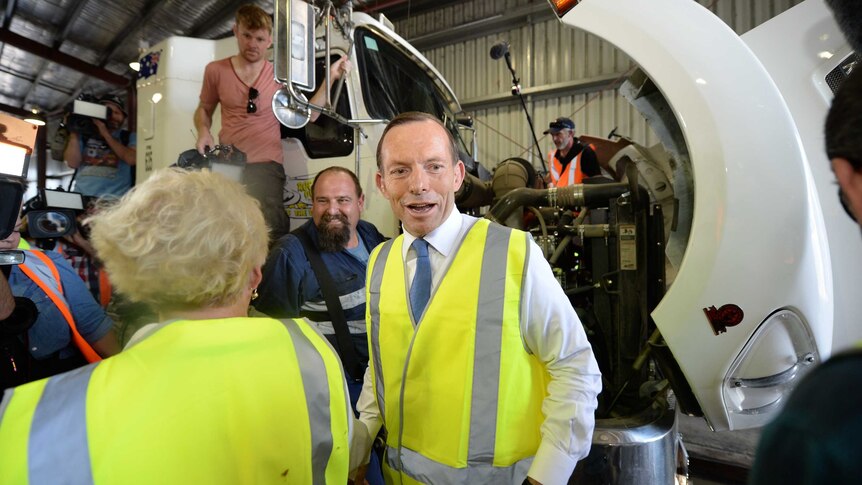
<box><xmin>256</xmin><ymin>166</ymin><xmax>385</xmax><ymax>405</ymax></box>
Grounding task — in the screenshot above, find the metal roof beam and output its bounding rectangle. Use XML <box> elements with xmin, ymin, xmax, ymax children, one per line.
<box><xmin>408</xmin><ymin>3</ymin><xmax>553</xmax><ymax>51</ymax></box>
<box><xmin>0</xmin><ymin>100</ymin><xmax>31</xmax><ymax>117</ymax></box>
<box><xmin>0</xmin><ymin>27</ymin><xmax>129</xmax><ymax>86</ymax></box>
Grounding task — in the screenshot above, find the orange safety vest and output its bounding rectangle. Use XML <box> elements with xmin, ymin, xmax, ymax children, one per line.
<box><xmin>548</xmin><ymin>143</ymin><xmax>596</xmax><ymax>187</ymax></box>
<box><xmin>17</xmin><ymin>250</ymin><xmax>102</xmax><ymax>363</ymax></box>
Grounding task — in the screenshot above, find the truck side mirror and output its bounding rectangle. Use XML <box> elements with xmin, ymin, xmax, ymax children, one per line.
<box><xmin>274</xmin><ymin>0</ymin><xmax>315</xmax><ymax>91</ymax></box>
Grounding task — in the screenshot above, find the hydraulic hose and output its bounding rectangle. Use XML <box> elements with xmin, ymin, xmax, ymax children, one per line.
<box><xmin>486</xmin><ymin>183</ymin><xmax>629</xmax><ymax>225</ymax></box>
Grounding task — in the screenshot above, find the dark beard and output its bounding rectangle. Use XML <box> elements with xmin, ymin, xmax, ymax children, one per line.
<box><xmin>317</xmin><ymin>214</ymin><xmax>351</xmax><ymax>252</ymax></box>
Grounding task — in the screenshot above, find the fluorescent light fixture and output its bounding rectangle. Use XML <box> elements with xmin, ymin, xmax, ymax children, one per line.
<box><xmin>24</xmin><ymin>108</ymin><xmax>45</xmax><ymax>126</ymax></box>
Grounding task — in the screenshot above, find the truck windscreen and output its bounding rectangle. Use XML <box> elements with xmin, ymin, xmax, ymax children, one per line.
<box><xmin>356</xmin><ymin>29</ymin><xmax>450</xmax><ymax>122</ymax></box>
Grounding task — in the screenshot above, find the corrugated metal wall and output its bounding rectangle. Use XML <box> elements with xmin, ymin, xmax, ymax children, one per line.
<box><xmin>395</xmin><ymin>0</ymin><xmax>805</xmax><ymax>169</ymax></box>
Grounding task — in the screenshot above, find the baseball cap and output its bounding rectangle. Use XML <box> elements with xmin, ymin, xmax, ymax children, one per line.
<box><xmin>98</xmin><ymin>95</ymin><xmax>127</xmax><ymax>117</ymax></box>
<box><xmin>543</xmin><ymin>117</ymin><xmax>575</xmax><ymax>134</ymax></box>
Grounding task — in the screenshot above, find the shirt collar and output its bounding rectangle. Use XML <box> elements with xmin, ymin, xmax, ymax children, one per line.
<box><xmin>401</xmin><ymin>205</ymin><xmax>462</xmax><ymax>257</ymax></box>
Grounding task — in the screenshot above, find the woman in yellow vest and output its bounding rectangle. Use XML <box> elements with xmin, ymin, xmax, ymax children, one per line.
<box><xmin>0</xmin><ymin>168</ymin><xmax>351</xmax><ymax>484</ymax></box>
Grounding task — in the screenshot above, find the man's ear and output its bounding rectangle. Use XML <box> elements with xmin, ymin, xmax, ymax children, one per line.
<box><xmin>453</xmin><ymin>160</ymin><xmax>466</xmax><ymax>191</ymax></box>
<box><xmin>832</xmin><ymin>157</ymin><xmax>862</xmax><ymax>222</ymax></box>
<box><xmin>376</xmin><ymin>172</ymin><xmax>388</xmax><ymax>199</ymax></box>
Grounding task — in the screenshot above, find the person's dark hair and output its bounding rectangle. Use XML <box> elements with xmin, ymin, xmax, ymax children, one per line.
<box><xmin>236</xmin><ymin>3</ymin><xmax>272</xmax><ymax>33</ymax></box>
<box><xmin>825</xmin><ymin>67</ymin><xmax>862</xmax><ymax>171</ymax></box>
<box><xmin>376</xmin><ymin>112</ymin><xmax>459</xmax><ymax>170</ymax></box>
<box><xmin>826</xmin><ymin>0</ymin><xmax>862</xmax><ymax>54</ymax></box>
<box><xmin>311</xmin><ymin>166</ymin><xmax>363</xmax><ymax>198</ymax></box>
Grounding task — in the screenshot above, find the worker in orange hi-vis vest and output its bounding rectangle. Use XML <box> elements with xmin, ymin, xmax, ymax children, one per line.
<box><xmin>543</xmin><ymin>117</ymin><xmax>599</xmax><ymax>187</ymax></box>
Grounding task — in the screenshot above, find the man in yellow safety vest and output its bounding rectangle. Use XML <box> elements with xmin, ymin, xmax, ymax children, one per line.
<box><xmin>353</xmin><ymin>112</ymin><xmax>602</xmax><ymax>485</ymax></box>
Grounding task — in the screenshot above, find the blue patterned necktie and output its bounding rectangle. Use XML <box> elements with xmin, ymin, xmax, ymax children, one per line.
<box><xmin>410</xmin><ymin>238</ymin><xmax>432</xmax><ymax>322</ymax></box>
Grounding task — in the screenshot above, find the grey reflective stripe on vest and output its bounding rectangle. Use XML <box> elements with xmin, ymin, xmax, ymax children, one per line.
<box><xmin>281</xmin><ymin>320</ymin><xmax>333</xmax><ymax>485</ymax></box>
<box><xmin>29</xmin><ymin>363</ymin><xmax>97</xmax><ymax>484</ymax></box>
<box><xmin>387</xmin><ymin>445</ymin><xmax>532</xmax><ymax>484</ymax></box>
<box><xmin>368</xmin><ymin>240</ymin><xmax>393</xmax><ymax>424</ymax></box>
<box><xmin>468</xmin><ymin>223</ymin><xmax>513</xmax><ymax>463</ymax></box>
<box><xmin>0</xmin><ymin>388</ymin><xmax>13</xmax><ymax>423</ymax></box>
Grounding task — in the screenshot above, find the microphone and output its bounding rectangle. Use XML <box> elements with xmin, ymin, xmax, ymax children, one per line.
<box><xmin>490</xmin><ymin>41</ymin><xmax>509</xmax><ymax>60</ymax></box>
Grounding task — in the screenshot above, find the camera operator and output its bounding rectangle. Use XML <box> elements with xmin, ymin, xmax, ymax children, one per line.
<box><xmin>0</xmin><ymin>178</ymin><xmax>38</xmax><ymax>389</ymax></box>
<box><xmin>0</xmin><ymin>260</ymin><xmax>38</xmax><ymax>390</ymax></box>
<box><xmin>1</xmin><ymin>207</ymin><xmax>121</xmax><ymax>384</ymax></box>
<box><xmin>64</xmin><ymin>95</ymin><xmax>137</xmax><ymax>199</ymax></box>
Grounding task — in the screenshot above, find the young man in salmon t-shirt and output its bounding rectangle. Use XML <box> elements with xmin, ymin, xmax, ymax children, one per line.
<box><xmin>194</xmin><ymin>3</ymin><xmax>349</xmax><ymax>241</ymax></box>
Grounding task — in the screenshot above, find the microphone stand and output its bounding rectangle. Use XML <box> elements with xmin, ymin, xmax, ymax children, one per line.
<box><xmin>504</xmin><ymin>52</ymin><xmax>546</xmax><ymax>173</ymax></box>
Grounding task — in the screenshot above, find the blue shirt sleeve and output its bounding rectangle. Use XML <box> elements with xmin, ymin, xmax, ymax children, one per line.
<box><xmin>47</xmin><ymin>251</ymin><xmax>113</xmax><ymax>343</ymax></box>
<box><xmin>255</xmin><ymin>236</ymin><xmax>309</xmax><ymax>318</ymax></box>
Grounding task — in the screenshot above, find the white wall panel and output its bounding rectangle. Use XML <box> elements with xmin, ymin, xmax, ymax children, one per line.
<box><xmin>394</xmin><ymin>0</ymin><xmax>806</xmax><ymax>169</ymax></box>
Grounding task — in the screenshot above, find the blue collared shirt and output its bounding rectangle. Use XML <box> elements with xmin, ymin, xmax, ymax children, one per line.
<box><xmin>255</xmin><ymin>219</ymin><xmax>386</xmax><ymax>335</ymax></box>
<box><xmin>8</xmin><ymin>250</ymin><xmax>113</xmax><ymax>360</ymax></box>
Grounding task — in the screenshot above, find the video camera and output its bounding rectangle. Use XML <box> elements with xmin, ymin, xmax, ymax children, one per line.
<box><xmin>0</xmin><ymin>113</ymin><xmax>37</xmax><ymax>266</ymax></box>
<box><xmin>23</xmin><ymin>188</ymin><xmax>88</xmax><ymax>240</ymax></box>
<box><xmin>63</xmin><ymin>94</ymin><xmax>107</xmax><ymax>140</ymax></box>
<box><xmin>0</xmin><ymin>179</ymin><xmax>25</xmax><ymax>266</ymax></box>
<box><xmin>175</xmin><ymin>145</ymin><xmax>247</xmax><ymax>182</ymax></box>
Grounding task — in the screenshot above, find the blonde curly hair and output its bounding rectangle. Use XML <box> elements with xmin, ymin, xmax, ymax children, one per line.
<box><xmin>88</xmin><ymin>168</ymin><xmax>269</xmax><ymax>311</ymax></box>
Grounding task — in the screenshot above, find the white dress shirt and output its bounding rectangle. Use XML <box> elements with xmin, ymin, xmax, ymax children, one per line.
<box><xmin>354</xmin><ymin>207</ymin><xmax>602</xmax><ymax>485</ymax></box>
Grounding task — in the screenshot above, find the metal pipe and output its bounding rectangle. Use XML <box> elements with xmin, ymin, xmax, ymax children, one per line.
<box><xmin>455</xmin><ymin>173</ymin><xmax>494</xmax><ymax>208</ymax></box>
<box><xmin>332</xmin><ymin>35</ymin><xmax>355</xmax><ymax>109</ymax></box>
<box><xmin>324</xmin><ymin>2</ymin><xmax>332</xmax><ymax>109</ymax></box>
<box><xmin>548</xmin><ymin>209</ymin><xmax>588</xmax><ymax>265</ymax></box>
<box><xmin>486</xmin><ymin>182</ymin><xmax>629</xmax><ymax>225</ymax></box>
<box><xmin>549</xmin><ymin>234</ymin><xmax>572</xmax><ymax>265</ymax></box>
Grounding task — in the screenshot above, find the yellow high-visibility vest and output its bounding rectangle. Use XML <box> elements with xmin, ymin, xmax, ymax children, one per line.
<box><xmin>0</xmin><ymin>317</ymin><xmax>350</xmax><ymax>484</ymax></box>
<box><xmin>367</xmin><ymin>218</ymin><xmax>549</xmax><ymax>484</ymax></box>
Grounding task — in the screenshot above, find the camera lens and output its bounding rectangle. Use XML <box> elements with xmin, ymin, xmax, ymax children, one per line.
<box><xmin>34</xmin><ymin>212</ymin><xmax>73</xmax><ymax>234</ymax></box>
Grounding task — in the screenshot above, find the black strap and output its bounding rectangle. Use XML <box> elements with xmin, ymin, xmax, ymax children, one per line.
<box><xmin>294</xmin><ymin>226</ymin><xmax>364</xmax><ymax>381</ymax></box>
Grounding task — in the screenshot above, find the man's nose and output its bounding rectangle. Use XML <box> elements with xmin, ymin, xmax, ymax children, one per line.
<box><xmin>408</xmin><ymin>170</ymin><xmax>429</xmax><ymax>194</ymax></box>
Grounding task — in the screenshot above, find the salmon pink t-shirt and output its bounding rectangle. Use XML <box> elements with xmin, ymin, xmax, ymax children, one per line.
<box><xmin>199</xmin><ymin>58</ymin><xmax>283</xmax><ymax>164</ymax></box>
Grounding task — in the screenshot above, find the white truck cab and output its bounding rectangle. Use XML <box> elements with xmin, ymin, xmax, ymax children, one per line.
<box><xmin>548</xmin><ymin>0</ymin><xmax>861</xmax><ymax>433</ymax></box>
